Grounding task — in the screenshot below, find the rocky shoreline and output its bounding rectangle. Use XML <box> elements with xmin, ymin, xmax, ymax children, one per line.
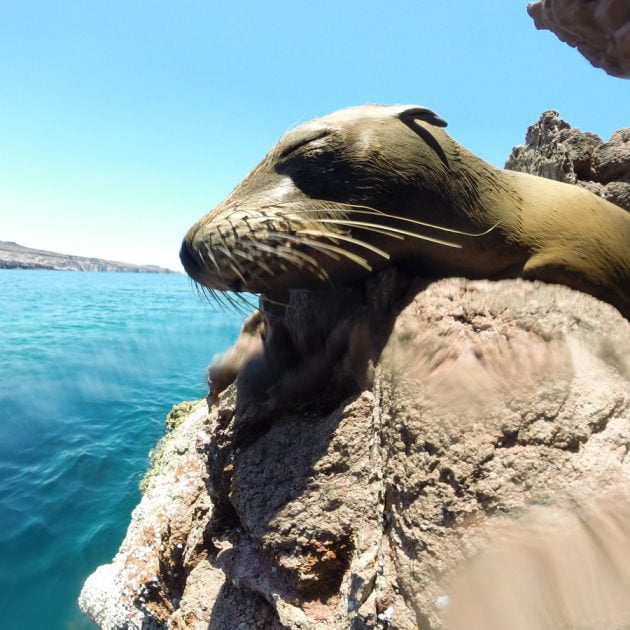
<box><xmin>0</xmin><ymin>241</ymin><xmax>175</xmax><ymax>273</ymax></box>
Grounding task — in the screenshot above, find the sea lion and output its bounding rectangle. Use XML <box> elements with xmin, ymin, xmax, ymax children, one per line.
<box><xmin>180</xmin><ymin>104</ymin><xmax>630</xmax><ymax>318</ymax></box>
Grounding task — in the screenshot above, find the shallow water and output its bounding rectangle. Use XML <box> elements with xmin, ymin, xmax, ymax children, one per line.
<box><xmin>0</xmin><ymin>270</ymin><xmax>250</xmax><ymax>629</ymax></box>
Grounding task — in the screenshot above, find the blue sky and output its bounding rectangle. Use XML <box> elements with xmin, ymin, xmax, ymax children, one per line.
<box><xmin>1</xmin><ymin>1</ymin><xmax>628</xmax><ymax>270</ymax></box>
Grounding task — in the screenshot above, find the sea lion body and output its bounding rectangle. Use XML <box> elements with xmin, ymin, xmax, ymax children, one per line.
<box><xmin>180</xmin><ymin>105</ymin><xmax>630</xmax><ymax>317</ymax></box>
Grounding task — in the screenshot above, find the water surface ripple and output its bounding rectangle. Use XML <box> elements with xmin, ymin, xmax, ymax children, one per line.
<box><xmin>0</xmin><ymin>270</ymin><xmax>249</xmax><ymax>629</ymax></box>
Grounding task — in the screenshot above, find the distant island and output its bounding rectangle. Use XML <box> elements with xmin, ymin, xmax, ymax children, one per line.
<box><xmin>0</xmin><ymin>241</ymin><xmax>176</xmax><ymax>273</ymax></box>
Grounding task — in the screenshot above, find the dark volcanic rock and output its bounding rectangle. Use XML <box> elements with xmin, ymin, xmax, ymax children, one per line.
<box><xmin>527</xmin><ymin>0</ymin><xmax>630</xmax><ymax>78</ymax></box>
<box><xmin>506</xmin><ymin>110</ymin><xmax>630</xmax><ymax>211</ymax></box>
<box><xmin>0</xmin><ymin>241</ymin><xmax>174</xmax><ymax>273</ymax></box>
<box><xmin>80</xmin><ymin>272</ymin><xmax>630</xmax><ymax>629</ymax></box>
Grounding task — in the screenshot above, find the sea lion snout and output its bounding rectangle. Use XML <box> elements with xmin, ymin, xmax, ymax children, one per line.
<box><xmin>180</xmin><ymin>167</ymin><xmax>336</xmax><ymax>292</ymax></box>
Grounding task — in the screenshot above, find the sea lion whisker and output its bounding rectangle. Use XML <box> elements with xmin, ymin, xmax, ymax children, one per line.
<box><xmin>198</xmin><ymin>284</ymin><xmax>224</xmax><ymax>311</ymax></box>
<box><xmin>338</xmin><ymin>206</ymin><xmax>502</xmax><ymax>238</ymax></box>
<box><xmin>323</xmin><ymin>222</ymin><xmax>406</xmax><ymax>240</ymax></box>
<box><xmin>194</xmin><ymin>280</ymin><xmax>212</xmax><ymax>306</ymax></box>
<box><xmin>234</xmin><ymin>246</ymin><xmax>276</xmax><ymax>277</ymax></box>
<box><xmin>271</xmin><ymin>204</ymin><xmax>497</xmax><ymax>238</ymax></box>
<box><xmin>227</xmin><ymin>261</ymin><xmax>248</xmax><ymax>287</ymax></box>
<box><xmin>263</xmin><ymin>233</ymin><xmax>332</xmax><ymax>282</ymax></box>
<box><xmin>244</xmin><ymin>239</ymin><xmax>310</xmax><ymax>273</ymax></box>
<box><xmin>258</xmin><ymin>233</ymin><xmax>342</xmax><ymax>263</ymax></box>
<box><xmin>214</xmin><ymin>225</ymin><xmax>239</xmax><ymax>255</ymax></box>
<box><xmin>262</xmin><ymin>201</ymin><xmax>491</xmax><ymax>238</ymax></box>
<box><xmin>293</xmin><ymin>233</ymin><xmax>373</xmax><ymax>270</ymax></box>
<box><xmin>212</xmin><ymin>244</ymin><xmax>249</xmax><ymax>286</ymax></box>
<box><xmin>204</xmin><ymin>286</ymin><xmax>225</xmax><ymax>311</ymax></box>
<box><xmin>259</xmin><ymin>294</ymin><xmax>297</xmax><ymax>310</ymax></box>
<box><xmin>196</xmin><ymin>282</ymin><xmax>207</xmax><ymax>301</ymax></box>
<box><xmin>297</xmin><ymin>228</ymin><xmax>392</xmax><ymax>260</ymax></box>
<box><xmin>220</xmin><ymin>292</ymin><xmax>247</xmax><ymax>314</ymax></box>
<box><xmin>196</xmin><ymin>248</ymin><xmax>230</xmax><ymax>292</ymax></box>
<box><xmin>214</xmin><ymin>291</ymin><xmax>248</xmax><ymax>316</ymax></box>
<box><xmin>210</xmin><ymin>285</ymin><xmax>253</xmax><ymax>315</ymax></box>
<box><xmin>232</xmin><ymin>290</ymin><xmax>258</xmax><ymax>314</ymax></box>
<box><xmin>206</xmin><ymin>287</ymin><xmax>226</xmax><ymax>310</ymax></box>
<box><xmin>247</xmin><ymin>215</ymin><xmax>310</xmax><ymax>234</ymax></box>
<box><xmin>224</xmin><ymin>217</ymin><xmax>242</xmax><ymax>243</ymax></box>
<box><xmin>316</xmin><ymin>220</ymin><xmax>463</xmax><ymax>249</ymax></box>
<box><xmin>202</xmin><ymin>285</ymin><xmax>217</xmax><ymax>304</ymax></box>
<box><xmin>191</xmin><ymin>277</ymin><xmax>202</xmax><ymax>299</ymax></box>
<box><xmin>242</xmin><ymin>240</ymin><xmax>300</xmax><ymax>275</ymax></box>
<box><xmin>229</xmin><ymin>245</ymin><xmax>259</xmax><ymax>267</ymax></box>
<box><xmin>199</xmin><ymin>242</ymin><xmax>224</xmax><ymax>276</ymax></box>
<box><xmin>228</xmin><ymin>247</ymin><xmax>277</xmax><ymax>291</ymax></box>
<box><xmin>211</xmin><ymin>239</ymin><xmax>248</xmax><ymax>274</ymax></box>
<box><xmin>274</xmin><ymin>244</ymin><xmax>331</xmax><ymax>283</ymax></box>
<box><xmin>263</xmin><ymin>244</ymin><xmax>308</xmax><ymax>270</ymax></box>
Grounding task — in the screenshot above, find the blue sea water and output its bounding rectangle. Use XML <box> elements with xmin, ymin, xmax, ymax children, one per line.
<box><xmin>0</xmin><ymin>270</ymin><xmax>251</xmax><ymax>630</ymax></box>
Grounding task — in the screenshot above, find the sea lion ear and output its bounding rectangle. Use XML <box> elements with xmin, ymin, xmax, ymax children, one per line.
<box><xmin>398</xmin><ymin>106</ymin><xmax>449</xmax><ymax>166</ymax></box>
<box><xmin>398</xmin><ymin>106</ymin><xmax>448</xmax><ymax>128</ymax></box>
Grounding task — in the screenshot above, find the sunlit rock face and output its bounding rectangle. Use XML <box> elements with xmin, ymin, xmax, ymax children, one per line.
<box><xmin>527</xmin><ymin>0</ymin><xmax>630</xmax><ymax>78</ymax></box>
<box><xmin>506</xmin><ymin>110</ymin><xmax>630</xmax><ymax>212</ymax></box>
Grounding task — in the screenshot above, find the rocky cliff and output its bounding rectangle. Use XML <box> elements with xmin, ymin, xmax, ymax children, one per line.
<box><xmin>0</xmin><ymin>241</ymin><xmax>174</xmax><ymax>273</ymax></box>
<box><xmin>506</xmin><ymin>110</ymin><xmax>630</xmax><ymax>212</ymax></box>
<box><xmin>79</xmin><ymin>270</ymin><xmax>630</xmax><ymax>629</ymax></box>
<box><xmin>527</xmin><ymin>0</ymin><xmax>630</xmax><ymax>78</ymax></box>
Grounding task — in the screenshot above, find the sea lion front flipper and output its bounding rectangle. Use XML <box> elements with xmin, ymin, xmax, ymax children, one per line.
<box><xmin>523</xmin><ymin>253</ymin><xmax>630</xmax><ymax>318</ymax></box>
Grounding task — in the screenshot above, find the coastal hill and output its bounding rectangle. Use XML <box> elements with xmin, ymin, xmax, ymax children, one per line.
<box><xmin>0</xmin><ymin>241</ymin><xmax>175</xmax><ymax>273</ymax></box>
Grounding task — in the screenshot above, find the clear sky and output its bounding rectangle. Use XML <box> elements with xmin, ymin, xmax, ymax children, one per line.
<box><xmin>1</xmin><ymin>1</ymin><xmax>628</xmax><ymax>271</ymax></box>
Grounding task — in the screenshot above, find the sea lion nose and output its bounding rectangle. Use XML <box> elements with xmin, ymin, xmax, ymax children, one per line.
<box><xmin>179</xmin><ymin>238</ymin><xmax>203</xmax><ymax>278</ymax></box>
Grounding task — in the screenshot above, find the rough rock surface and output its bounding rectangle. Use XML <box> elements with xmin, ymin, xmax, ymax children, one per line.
<box><xmin>506</xmin><ymin>110</ymin><xmax>630</xmax><ymax>211</ymax></box>
<box><xmin>80</xmin><ymin>271</ymin><xmax>630</xmax><ymax>629</ymax></box>
<box><xmin>527</xmin><ymin>0</ymin><xmax>630</xmax><ymax>78</ymax></box>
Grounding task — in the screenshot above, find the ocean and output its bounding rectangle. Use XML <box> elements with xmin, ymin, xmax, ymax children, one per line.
<box><xmin>0</xmin><ymin>270</ymin><xmax>251</xmax><ymax>629</ymax></box>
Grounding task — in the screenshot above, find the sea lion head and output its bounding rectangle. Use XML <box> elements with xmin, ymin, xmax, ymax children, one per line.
<box><xmin>180</xmin><ymin>104</ymin><xmax>497</xmax><ymax>293</ymax></box>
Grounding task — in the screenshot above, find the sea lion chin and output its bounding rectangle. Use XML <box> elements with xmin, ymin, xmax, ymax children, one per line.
<box><xmin>180</xmin><ymin>104</ymin><xmax>630</xmax><ymax>318</ymax></box>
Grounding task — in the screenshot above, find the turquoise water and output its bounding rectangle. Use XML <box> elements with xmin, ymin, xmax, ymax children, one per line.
<box><xmin>0</xmin><ymin>270</ymin><xmax>250</xmax><ymax>629</ymax></box>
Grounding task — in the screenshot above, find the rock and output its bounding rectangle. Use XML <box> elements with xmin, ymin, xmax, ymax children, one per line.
<box><xmin>79</xmin><ymin>271</ymin><xmax>630</xmax><ymax>629</ymax></box>
<box><xmin>443</xmin><ymin>489</ymin><xmax>630</xmax><ymax>629</ymax></box>
<box><xmin>527</xmin><ymin>0</ymin><xmax>630</xmax><ymax>78</ymax></box>
<box><xmin>602</xmin><ymin>179</ymin><xmax>630</xmax><ymax>209</ymax></box>
<box><xmin>594</xmin><ymin>128</ymin><xmax>630</xmax><ymax>181</ymax></box>
<box><xmin>506</xmin><ymin>110</ymin><xmax>630</xmax><ymax>211</ymax></box>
